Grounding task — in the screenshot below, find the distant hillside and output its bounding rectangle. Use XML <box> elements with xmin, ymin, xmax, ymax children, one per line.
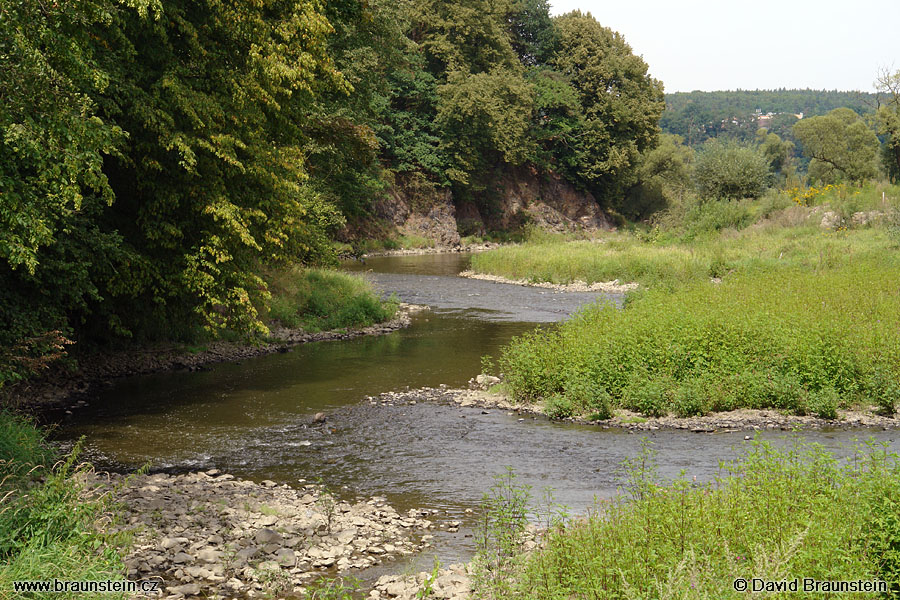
<box><xmin>661</xmin><ymin>89</ymin><xmax>878</xmax><ymax>146</ymax></box>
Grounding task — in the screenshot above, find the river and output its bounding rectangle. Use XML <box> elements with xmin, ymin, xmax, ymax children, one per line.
<box><xmin>53</xmin><ymin>253</ymin><xmax>900</xmax><ymax>568</ymax></box>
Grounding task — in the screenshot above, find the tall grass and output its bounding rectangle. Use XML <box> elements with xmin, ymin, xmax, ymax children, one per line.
<box><xmin>469</xmin><ymin>184</ymin><xmax>900</xmax><ymax>290</ymax></box>
<box><xmin>498</xmin><ymin>261</ymin><xmax>900</xmax><ymax>418</ymax></box>
<box><xmin>0</xmin><ymin>412</ymin><xmax>127</xmax><ymax>599</ymax></box>
<box><xmin>490</xmin><ymin>439</ymin><xmax>900</xmax><ymax>599</ymax></box>
<box><xmin>265</xmin><ymin>268</ymin><xmax>397</xmax><ymax>332</ymax></box>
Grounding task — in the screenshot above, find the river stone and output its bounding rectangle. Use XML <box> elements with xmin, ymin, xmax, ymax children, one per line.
<box><xmin>257</xmin><ymin>515</ymin><xmax>278</xmax><ymax>527</ymax></box>
<box><xmin>235</xmin><ymin>546</ymin><xmax>259</xmax><ymax>562</ymax></box>
<box><xmin>172</xmin><ymin>552</ymin><xmax>193</xmax><ymax>564</ymax></box>
<box><xmin>185</xmin><ymin>566</ymin><xmax>210</xmax><ymax>579</ymax></box>
<box><xmin>254</xmin><ymin>528</ymin><xmax>282</xmax><ymax>545</ymax></box>
<box><xmin>262</xmin><ymin>542</ymin><xmax>282</xmax><ymax>554</ymax></box>
<box><xmin>274</xmin><ymin>548</ymin><xmax>296</xmax><ymax>566</ymax></box>
<box><xmin>385</xmin><ymin>581</ymin><xmax>408</xmax><ymax>597</ymax></box>
<box><xmin>196</xmin><ymin>547</ymin><xmax>222</xmax><ymax>563</ymax></box>
<box><xmin>160</xmin><ymin>537</ymin><xmax>181</xmax><ymax>550</ymax></box>
<box><xmin>167</xmin><ymin>583</ymin><xmax>201</xmax><ymax>596</ymax></box>
<box><xmin>476</xmin><ymin>374</ymin><xmax>500</xmax><ymax>386</ymax></box>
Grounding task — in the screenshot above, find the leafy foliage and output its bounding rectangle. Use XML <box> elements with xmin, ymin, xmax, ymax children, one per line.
<box><xmin>793</xmin><ymin>108</ymin><xmax>880</xmax><ymax>184</ymax></box>
<box><xmin>550</xmin><ymin>11</ymin><xmax>665</xmax><ymax>201</ymax></box>
<box><xmin>488</xmin><ymin>440</ymin><xmax>900</xmax><ymax>599</ymax></box>
<box><xmin>694</xmin><ymin>139</ymin><xmax>771</xmax><ymax>200</ymax></box>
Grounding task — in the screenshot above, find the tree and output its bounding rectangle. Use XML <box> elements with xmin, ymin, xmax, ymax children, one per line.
<box><xmin>693</xmin><ymin>139</ymin><xmax>770</xmax><ymax>200</ymax></box>
<box><xmin>622</xmin><ymin>134</ymin><xmax>694</xmax><ymax>219</ymax></box>
<box><xmin>875</xmin><ymin>69</ymin><xmax>900</xmax><ymax>182</ymax></box>
<box><xmin>509</xmin><ymin>0</ymin><xmax>559</xmax><ymax>67</ymax></box>
<box><xmin>404</xmin><ymin>0</ymin><xmax>520</xmax><ymax>76</ymax></box>
<box><xmin>551</xmin><ymin>11</ymin><xmax>665</xmax><ymax>203</ymax></box>
<box><xmin>0</xmin><ymin>0</ymin><xmax>149</xmax><ymax>381</ymax></box>
<box><xmin>436</xmin><ymin>69</ymin><xmax>534</xmax><ymax>184</ymax></box>
<box><xmin>757</xmin><ymin>130</ymin><xmax>794</xmax><ymax>176</ymax></box>
<box><xmin>792</xmin><ymin>108</ymin><xmax>879</xmax><ymax>184</ymax></box>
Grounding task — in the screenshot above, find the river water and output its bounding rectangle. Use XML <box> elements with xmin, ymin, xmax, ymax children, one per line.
<box><xmin>54</xmin><ymin>253</ymin><xmax>900</xmax><ymax>567</ymax></box>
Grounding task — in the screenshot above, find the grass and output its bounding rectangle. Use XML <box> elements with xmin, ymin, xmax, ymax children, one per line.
<box><xmin>479</xmin><ymin>439</ymin><xmax>900</xmax><ymax>599</ymax></box>
<box><xmin>499</xmin><ymin>261</ymin><xmax>900</xmax><ymax>418</ymax></box>
<box><xmin>469</xmin><ymin>184</ymin><xmax>900</xmax><ymax>291</ymax></box>
<box><xmin>264</xmin><ymin>268</ymin><xmax>397</xmax><ymax>333</ymax></box>
<box><xmin>483</xmin><ymin>184</ymin><xmax>900</xmax><ymax>419</ymax></box>
<box><xmin>0</xmin><ymin>411</ymin><xmax>127</xmax><ymax>599</ymax></box>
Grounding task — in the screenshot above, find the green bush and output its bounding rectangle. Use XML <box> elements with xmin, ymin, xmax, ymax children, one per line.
<box><xmin>0</xmin><ymin>418</ymin><xmax>126</xmax><ymax>599</ymax></box>
<box><xmin>622</xmin><ymin>376</ymin><xmax>669</xmax><ymax>418</ymax></box>
<box><xmin>694</xmin><ymin>139</ymin><xmax>771</xmax><ymax>200</ymax></box>
<box><xmin>808</xmin><ymin>386</ymin><xmax>840</xmax><ymax>419</ymax></box>
<box><xmin>544</xmin><ymin>395</ymin><xmax>575</xmax><ymax>420</ymax></box>
<box><xmin>563</xmin><ymin>378</ymin><xmax>612</xmax><ymax>419</ymax></box>
<box><xmin>684</xmin><ymin>198</ymin><xmax>754</xmax><ymax>238</ymax></box>
<box><xmin>867</xmin><ymin>367</ymin><xmax>900</xmax><ymax>416</ymax></box>
<box><xmin>672</xmin><ymin>379</ymin><xmax>709</xmax><ymax>417</ymax></box>
<box><xmin>499</xmin><ymin>262</ymin><xmax>900</xmax><ymax>417</ymax></box>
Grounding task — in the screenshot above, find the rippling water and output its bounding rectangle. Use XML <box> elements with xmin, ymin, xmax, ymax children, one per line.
<box><xmin>53</xmin><ymin>253</ymin><xmax>900</xmax><ymax>567</ymax></box>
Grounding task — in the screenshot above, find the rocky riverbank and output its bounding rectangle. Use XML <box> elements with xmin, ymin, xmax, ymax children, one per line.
<box><xmin>457</xmin><ymin>270</ymin><xmax>639</xmax><ymax>293</ymax></box>
<box><xmin>3</xmin><ymin>304</ymin><xmax>428</xmax><ymax>413</ymax></box>
<box><xmin>365</xmin><ymin>382</ymin><xmax>899</xmax><ymax>432</ymax></box>
<box><xmin>370</xmin><ymin>564</ymin><xmax>473</xmax><ymax>600</ymax></box>
<box><xmin>87</xmin><ymin>470</ymin><xmax>439</xmax><ymax>599</ymax></box>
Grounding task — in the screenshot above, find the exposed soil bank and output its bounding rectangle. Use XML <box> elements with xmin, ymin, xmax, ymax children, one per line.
<box><xmin>458</xmin><ymin>270</ymin><xmax>639</xmax><ymax>294</ymax></box>
<box><xmin>2</xmin><ymin>304</ymin><xmax>428</xmax><ymax>413</ymax></box>
<box><xmin>357</xmin><ymin>242</ymin><xmax>505</xmax><ymax>258</ymax></box>
<box><xmin>368</xmin><ymin>384</ymin><xmax>899</xmax><ymax>432</ymax></box>
<box><xmin>87</xmin><ymin>470</ymin><xmax>438</xmax><ymax>599</ymax></box>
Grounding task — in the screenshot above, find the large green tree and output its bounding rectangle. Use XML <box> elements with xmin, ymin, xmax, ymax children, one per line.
<box><xmin>694</xmin><ymin>139</ymin><xmax>770</xmax><ymax>200</ymax></box>
<box><xmin>551</xmin><ymin>11</ymin><xmax>665</xmax><ymax>203</ymax></box>
<box><xmin>792</xmin><ymin>108</ymin><xmax>879</xmax><ymax>184</ymax></box>
<box><xmin>876</xmin><ymin>69</ymin><xmax>900</xmax><ymax>182</ymax></box>
<box><xmin>98</xmin><ymin>0</ymin><xmax>346</xmax><ymax>336</ymax></box>
<box><xmin>0</xmin><ymin>0</ymin><xmax>152</xmax><ymax>379</ymax></box>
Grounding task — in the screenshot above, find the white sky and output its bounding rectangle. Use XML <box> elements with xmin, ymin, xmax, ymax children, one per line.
<box><xmin>549</xmin><ymin>0</ymin><xmax>899</xmax><ymax>93</ymax></box>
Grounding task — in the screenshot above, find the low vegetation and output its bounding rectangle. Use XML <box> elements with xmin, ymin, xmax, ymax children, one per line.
<box><xmin>475</xmin><ymin>440</ymin><xmax>900</xmax><ymax>599</ymax></box>
<box><xmin>264</xmin><ymin>268</ymin><xmax>397</xmax><ymax>333</ymax></box>
<box><xmin>483</xmin><ymin>183</ymin><xmax>900</xmax><ymax>419</ymax></box>
<box><xmin>0</xmin><ymin>411</ymin><xmax>127</xmax><ymax>599</ymax></box>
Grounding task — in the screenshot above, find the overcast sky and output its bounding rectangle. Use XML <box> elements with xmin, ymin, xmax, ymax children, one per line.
<box><xmin>549</xmin><ymin>0</ymin><xmax>899</xmax><ymax>93</ymax></box>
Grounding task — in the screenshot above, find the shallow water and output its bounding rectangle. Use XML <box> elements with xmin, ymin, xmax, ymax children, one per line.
<box><xmin>53</xmin><ymin>253</ymin><xmax>900</xmax><ymax>568</ymax></box>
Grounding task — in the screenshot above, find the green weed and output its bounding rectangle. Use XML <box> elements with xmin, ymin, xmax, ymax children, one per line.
<box><xmin>265</xmin><ymin>268</ymin><xmax>397</xmax><ymax>333</ymax></box>
<box><xmin>484</xmin><ymin>439</ymin><xmax>900</xmax><ymax>599</ymax></box>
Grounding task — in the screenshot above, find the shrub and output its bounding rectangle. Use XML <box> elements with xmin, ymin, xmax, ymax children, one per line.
<box><xmin>867</xmin><ymin>367</ymin><xmax>900</xmax><ymax>416</ymax></box>
<box><xmin>684</xmin><ymin>198</ymin><xmax>754</xmax><ymax>238</ymax></box>
<box><xmin>672</xmin><ymin>379</ymin><xmax>709</xmax><ymax>417</ymax></box>
<box><xmin>622</xmin><ymin>376</ymin><xmax>669</xmax><ymax>418</ymax></box>
<box><xmin>499</xmin><ymin>262</ymin><xmax>900</xmax><ymax>418</ymax></box>
<box><xmin>808</xmin><ymin>386</ymin><xmax>840</xmax><ymax>419</ymax></box>
<box><xmin>544</xmin><ymin>395</ymin><xmax>575</xmax><ymax>420</ymax></box>
<box><xmin>564</xmin><ymin>378</ymin><xmax>612</xmax><ymax>419</ymax></box>
<box><xmin>489</xmin><ymin>440</ymin><xmax>900</xmax><ymax>599</ymax></box>
<box><xmin>265</xmin><ymin>268</ymin><xmax>396</xmax><ymax>332</ymax></box>
<box><xmin>694</xmin><ymin>139</ymin><xmax>770</xmax><ymax>200</ymax></box>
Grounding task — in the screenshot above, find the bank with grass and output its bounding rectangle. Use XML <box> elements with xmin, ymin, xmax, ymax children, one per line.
<box><xmin>472</xmin><ymin>439</ymin><xmax>900</xmax><ymax>599</ymax></box>
<box><xmin>0</xmin><ymin>411</ymin><xmax>127</xmax><ymax>599</ymax></box>
<box><xmin>478</xmin><ymin>185</ymin><xmax>900</xmax><ymax>421</ymax></box>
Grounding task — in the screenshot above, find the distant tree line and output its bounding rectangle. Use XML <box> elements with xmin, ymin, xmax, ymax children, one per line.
<box><xmin>661</xmin><ymin>89</ymin><xmax>877</xmax><ymax>147</ymax></box>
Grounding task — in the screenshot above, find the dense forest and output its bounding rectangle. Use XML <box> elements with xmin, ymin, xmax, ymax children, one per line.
<box><xmin>661</xmin><ymin>89</ymin><xmax>878</xmax><ymax>146</ymax></box>
<box><xmin>0</xmin><ymin>0</ymin><xmax>666</xmax><ymax>383</ymax></box>
<box><xmin>2</xmin><ymin>0</ymin><xmax>900</xmax><ymax>386</ymax></box>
